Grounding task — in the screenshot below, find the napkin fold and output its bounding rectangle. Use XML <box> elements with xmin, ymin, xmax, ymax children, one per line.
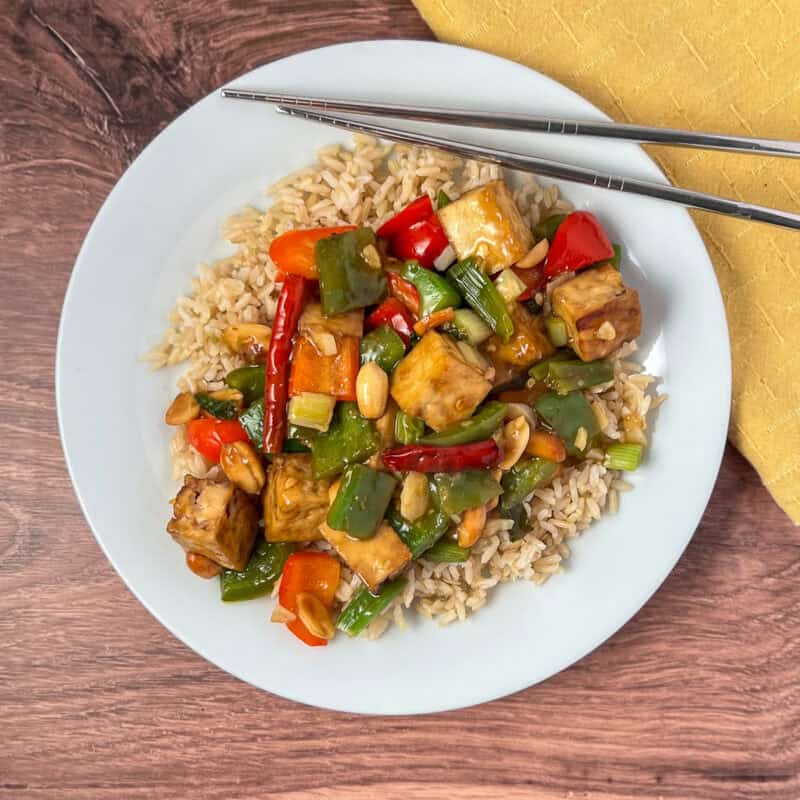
<box><xmin>414</xmin><ymin>0</ymin><xmax>800</xmax><ymax>523</ymax></box>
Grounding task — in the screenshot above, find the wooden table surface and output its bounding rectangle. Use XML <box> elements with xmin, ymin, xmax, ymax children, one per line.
<box><xmin>2</xmin><ymin>2</ymin><xmax>798</xmax><ymax>798</ymax></box>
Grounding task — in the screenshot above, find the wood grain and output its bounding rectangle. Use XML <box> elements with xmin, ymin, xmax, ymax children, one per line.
<box><xmin>1</xmin><ymin>2</ymin><xmax>798</xmax><ymax>798</ymax></box>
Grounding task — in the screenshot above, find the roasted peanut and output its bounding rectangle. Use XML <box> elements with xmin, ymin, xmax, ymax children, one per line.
<box><xmin>270</xmin><ymin>604</ymin><xmax>297</xmax><ymax>624</ymax></box>
<box><xmin>375</xmin><ymin>401</ymin><xmax>398</xmax><ymax>449</ymax></box>
<box><xmin>400</xmin><ymin>472</ymin><xmax>429</xmax><ymax>522</ymax></box>
<box><xmin>220</xmin><ymin>441</ymin><xmax>266</xmax><ymax>494</ymax></box>
<box><xmin>356</xmin><ymin>361</ymin><xmax>388</xmax><ymax>419</ymax></box>
<box><xmin>165</xmin><ymin>392</ymin><xmax>200</xmax><ymax>425</ymax></box>
<box><xmin>222</xmin><ymin>323</ymin><xmax>272</xmax><ymax>363</ymax></box>
<box><xmin>457</xmin><ymin>505</ymin><xmax>488</xmax><ymax>548</ymax></box>
<box><xmin>186</xmin><ymin>551</ymin><xmax>222</xmax><ymax>578</ymax></box>
<box><xmin>498</xmin><ymin>416</ymin><xmax>530</xmax><ymax>470</ymax></box>
<box><xmin>296</xmin><ymin>592</ymin><xmax>335</xmax><ymax>640</ymax></box>
<box><xmin>515</xmin><ymin>238</ymin><xmax>549</xmax><ymax>269</ymax></box>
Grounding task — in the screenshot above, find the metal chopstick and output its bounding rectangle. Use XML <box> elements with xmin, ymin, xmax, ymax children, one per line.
<box><xmin>221</xmin><ymin>88</ymin><xmax>800</xmax><ymax>159</ymax></box>
<box><xmin>260</xmin><ymin>105</ymin><xmax>800</xmax><ymax>232</ymax></box>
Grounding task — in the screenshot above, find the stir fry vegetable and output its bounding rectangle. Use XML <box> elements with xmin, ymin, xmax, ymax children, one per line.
<box><xmin>401</xmin><ymin>260</ymin><xmax>461</xmax><ymax>318</ymax></box>
<box><xmin>419</xmin><ymin>401</ymin><xmax>506</xmax><ymax>447</ymax></box>
<box><xmin>186</xmin><ymin>418</ymin><xmax>249</xmax><ymax>463</ymax></box>
<box><xmin>394</xmin><ymin>411</ymin><xmax>425</xmax><ymax>445</ymax></box>
<box><xmin>378</xmin><ymin>195</ymin><xmax>449</xmax><ymax>268</ymax></box>
<box><xmin>263</xmin><ymin>274</ymin><xmax>311</xmax><ymax>454</ymax></box>
<box><xmin>605</xmin><ymin>442</ymin><xmax>643</xmax><ymax>471</ymax></box>
<box><xmin>279</xmin><ymin>551</ymin><xmax>341</xmax><ymax>646</ymax></box>
<box><xmin>535</xmin><ymin>391</ymin><xmax>600</xmax><ymax>456</ymax></box>
<box><xmin>220</xmin><ymin>540</ymin><xmax>294</xmax><ymax>602</ymax></box>
<box><xmin>268</xmin><ymin>225</ymin><xmax>356</xmax><ymax>279</ymax></box>
<box><xmin>327</xmin><ymin>464</ymin><xmax>397</xmax><ymax>539</ymax></box>
<box><xmin>500</xmin><ymin>457</ymin><xmax>560</xmax><ymax>510</ymax></box>
<box><xmin>288</xmin><ymin>334</ymin><xmax>360</xmax><ymax>400</ymax></box>
<box><xmin>386</xmin><ymin>270</ymin><xmax>420</xmax><ymax>316</ymax></box>
<box><xmin>447</xmin><ymin>258</ymin><xmax>514</xmax><ymax>342</ymax></box>
<box><xmin>382</xmin><ymin>439</ymin><xmax>501</xmax><ymax>473</ymax></box>
<box><xmin>424</xmin><ymin>539</ymin><xmax>471</xmax><ymax>563</ymax></box>
<box><xmin>225</xmin><ymin>365</ymin><xmax>265</xmax><ymax>406</ymax></box>
<box><xmin>544</xmin><ymin>359</ymin><xmax>614</xmax><ymax>394</ymax></box>
<box><xmin>366</xmin><ymin>297</ymin><xmax>415</xmax><ymax>344</ymax></box>
<box><xmin>308</xmin><ymin>402</ymin><xmax>380</xmax><ymax>479</ymax></box>
<box><xmin>316</xmin><ymin>227</ymin><xmax>387</xmax><ymax>315</ymax></box>
<box><xmin>336</xmin><ymin>577</ymin><xmax>408</xmax><ymax>637</ymax></box>
<box><xmin>386</xmin><ymin>505</ymin><xmax>450</xmax><ymax>558</ymax></box>
<box><xmin>432</xmin><ymin>470</ymin><xmax>502</xmax><ymax>515</ymax></box>
<box><xmin>543</xmin><ymin>211</ymin><xmax>614</xmax><ymax>279</ymax></box>
<box><xmin>360</xmin><ymin>325</ymin><xmax>406</xmax><ymax>372</ymax></box>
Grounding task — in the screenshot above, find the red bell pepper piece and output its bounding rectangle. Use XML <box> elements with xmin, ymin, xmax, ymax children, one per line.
<box><xmin>543</xmin><ymin>211</ymin><xmax>614</xmax><ymax>279</ymax></box>
<box><xmin>382</xmin><ymin>439</ymin><xmax>501</xmax><ymax>473</ymax></box>
<box><xmin>513</xmin><ymin>264</ymin><xmax>546</xmax><ymax>302</ymax></box>
<box><xmin>279</xmin><ymin>551</ymin><xmax>341</xmax><ymax>647</ymax></box>
<box><xmin>288</xmin><ymin>334</ymin><xmax>360</xmax><ymax>400</ymax></box>
<box><xmin>268</xmin><ymin>226</ymin><xmax>356</xmax><ymax>280</ymax></box>
<box><xmin>377</xmin><ymin>195</ymin><xmax>433</xmax><ymax>239</ymax></box>
<box><xmin>186</xmin><ymin>418</ymin><xmax>249</xmax><ymax>463</ymax></box>
<box><xmin>366</xmin><ymin>297</ymin><xmax>415</xmax><ymax>345</ymax></box>
<box><xmin>386</xmin><ymin>271</ymin><xmax>420</xmax><ymax>316</ymax></box>
<box><xmin>263</xmin><ymin>275</ymin><xmax>311</xmax><ymax>454</ymax></box>
<box><xmin>390</xmin><ymin>215</ymin><xmax>449</xmax><ymax>268</ymax></box>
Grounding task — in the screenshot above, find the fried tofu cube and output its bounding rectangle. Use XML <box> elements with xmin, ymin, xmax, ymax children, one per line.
<box><xmin>390</xmin><ymin>331</ymin><xmax>492</xmax><ymax>431</ymax></box>
<box><xmin>167</xmin><ymin>475</ymin><xmax>259</xmax><ymax>570</ymax></box>
<box><xmin>438</xmin><ymin>180</ymin><xmax>533</xmax><ymax>272</ymax></box>
<box><xmin>551</xmin><ymin>264</ymin><xmax>642</xmax><ymax>361</ymax></box>
<box><xmin>319</xmin><ymin>521</ymin><xmax>412</xmax><ymax>592</ymax></box>
<box><xmin>484</xmin><ymin>302</ymin><xmax>555</xmax><ymax>369</ymax></box>
<box><xmin>263</xmin><ymin>454</ymin><xmax>331</xmax><ymax>542</ymax></box>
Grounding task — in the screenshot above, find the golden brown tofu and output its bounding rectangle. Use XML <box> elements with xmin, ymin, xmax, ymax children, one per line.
<box><xmin>483</xmin><ymin>302</ymin><xmax>555</xmax><ymax>370</ymax></box>
<box><xmin>263</xmin><ymin>454</ymin><xmax>331</xmax><ymax>542</ymax></box>
<box><xmin>390</xmin><ymin>331</ymin><xmax>492</xmax><ymax>431</ymax></box>
<box><xmin>167</xmin><ymin>475</ymin><xmax>259</xmax><ymax>570</ymax></box>
<box><xmin>319</xmin><ymin>521</ymin><xmax>412</xmax><ymax>592</ymax></box>
<box><xmin>551</xmin><ymin>264</ymin><xmax>642</xmax><ymax>361</ymax></box>
<box><xmin>438</xmin><ymin>180</ymin><xmax>533</xmax><ymax>273</ymax></box>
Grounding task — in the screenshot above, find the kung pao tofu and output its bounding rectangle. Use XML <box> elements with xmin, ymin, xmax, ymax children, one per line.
<box><xmin>164</xmin><ymin>182</ymin><xmax>646</xmax><ymax>647</ymax></box>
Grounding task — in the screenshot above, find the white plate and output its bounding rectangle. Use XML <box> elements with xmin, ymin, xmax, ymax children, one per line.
<box><xmin>57</xmin><ymin>41</ymin><xmax>730</xmax><ymax>714</ymax></box>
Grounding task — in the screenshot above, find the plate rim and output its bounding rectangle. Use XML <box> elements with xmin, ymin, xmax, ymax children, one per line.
<box><xmin>56</xmin><ymin>38</ymin><xmax>731</xmax><ymax>714</ymax></box>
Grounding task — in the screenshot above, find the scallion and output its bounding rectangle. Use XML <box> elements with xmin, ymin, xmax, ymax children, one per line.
<box><xmin>604</xmin><ymin>442</ymin><xmax>643</xmax><ymax>471</ymax></box>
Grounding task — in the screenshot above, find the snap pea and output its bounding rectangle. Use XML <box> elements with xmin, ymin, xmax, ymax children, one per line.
<box><xmin>535</xmin><ymin>391</ymin><xmax>600</xmax><ymax>456</ymax></box>
<box><xmin>316</xmin><ymin>227</ymin><xmax>387</xmax><ymax>316</ymax></box>
<box><xmin>424</xmin><ymin>538</ymin><xmax>470</xmax><ymax>563</ymax></box>
<box><xmin>528</xmin><ymin>349</ymin><xmax>574</xmax><ymax>381</ymax></box>
<box><xmin>431</xmin><ymin>470</ymin><xmax>502</xmax><ymax>515</ymax></box>
<box><xmin>225</xmin><ymin>365</ymin><xmax>264</xmax><ymax>406</ymax></box>
<box><xmin>386</xmin><ymin>504</ymin><xmax>450</xmax><ymax>558</ymax></box>
<box><xmin>309</xmin><ymin>402</ymin><xmax>380</xmax><ymax>479</ymax></box>
<box><xmin>327</xmin><ymin>464</ymin><xmax>397</xmax><ymax>539</ymax></box>
<box><xmin>544</xmin><ymin>359</ymin><xmax>614</xmax><ymax>394</ymax></box>
<box><xmin>500</xmin><ymin>457</ymin><xmax>560</xmax><ymax>510</ymax></box>
<box><xmin>447</xmin><ymin>259</ymin><xmax>514</xmax><ymax>342</ymax></box>
<box><xmin>419</xmin><ymin>401</ymin><xmax>506</xmax><ymax>447</ymax></box>
<box><xmin>219</xmin><ymin>540</ymin><xmax>294</xmax><ymax>602</ymax></box>
<box><xmin>394</xmin><ymin>411</ymin><xmax>425</xmax><ymax>445</ymax></box>
<box><xmin>360</xmin><ymin>325</ymin><xmax>406</xmax><ymax>373</ymax></box>
<box><xmin>401</xmin><ymin>260</ymin><xmax>461</xmax><ymax>319</ymax></box>
<box><xmin>336</xmin><ymin>577</ymin><xmax>407</xmax><ymax>637</ymax></box>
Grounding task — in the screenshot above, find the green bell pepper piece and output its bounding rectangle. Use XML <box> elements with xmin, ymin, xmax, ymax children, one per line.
<box><xmin>401</xmin><ymin>260</ymin><xmax>461</xmax><ymax>319</ymax></box>
<box><xmin>436</xmin><ymin>189</ymin><xmax>451</xmax><ymax>209</ymax></box>
<box><xmin>528</xmin><ymin>349</ymin><xmax>574</xmax><ymax>381</ymax></box>
<box><xmin>500</xmin><ymin>457</ymin><xmax>560</xmax><ymax>510</ymax></box>
<box><xmin>544</xmin><ymin>359</ymin><xmax>614</xmax><ymax>394</ymax></box>
<box><xmin>431</xmin><ymin>470</ymin><xmax>502</xmax><ymax>515</ymax></box>
<box><xmin>327</xmin><ymin>464</ymin><xmax>397</xmax><ymax>539</ymax></box>
<box><xmin>195</xmin><ymin>392</ymin><xmax>237</xmax><ymax>420</ymax></box>
<box><xmin>419</xmin><ymin>401</ymin><xmax>506</xmax><ymax>446</ymax></box>
<box><xmin>424</xmin><ymin>538</ymin><xmax>471</xmax><ymax>563</ymax></box>
<box><xmin>360</xmin><ymin>325</ymin><xmax>406</xmax><ymax>373</ymax></box>
<box><xmin>447</xmin><ymin>258</ymin><xmax>514</xmax><ymax>342</ymax></box>
<box><xmin>535</xmin><ymin>391</ymin><xmax>600</xmax><ymax>456</ymax></box>
<box><xmin>336</xmin><ymin>577</ymin><xmax>407</xmax><ymax>637</ymax></box>
<box><xmin>224</xmin><ymin>365</ymin><xmax>264</xmax><ymax>406</ymax></box>
<box><xmin>316</xmin><ymin>227</ymin><xmax>387</xmax><ymax>316</ymax></box>
<box><xmin>239</xmin><ymin>401</ymin><xmax>311</xmax><ymax>454</ymax></box>
<box><xmin>386</xmin><ymin>504</ymin><xmax>450</xmax><ymax>558</ymax></box>
<box><xmin>394</xmin><ymin>411</ymin><xmax>425</xmax><ymax>445</ymax></box>
<box><xmin>532</xmin><ymin>213</ymin><xmax>567</xmax><ymax>242</ymax></box>
<box><xmin>309</xmin><ymin>402</ymin><xmax>380</xmax><ymax>479</ymax></box>
<box><xmin>219</xmin><ymin>540</ymin><xmax>294</xmax><ymax>602</ymax></box>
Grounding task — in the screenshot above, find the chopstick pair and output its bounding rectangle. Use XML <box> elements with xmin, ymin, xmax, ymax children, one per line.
<box><xmin>221</xmin><ymin>89</ymin><xmax>800</xmax><ymax>232</ymax></box>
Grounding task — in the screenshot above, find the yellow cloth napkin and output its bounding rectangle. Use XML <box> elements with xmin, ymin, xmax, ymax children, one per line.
<box><xmin>414</xmin><ymin>0</ymin><xmax>800</xmax><ymax>522</ymax></box>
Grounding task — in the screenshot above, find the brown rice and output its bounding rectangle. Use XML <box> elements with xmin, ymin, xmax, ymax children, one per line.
<box><xmin>147</xmin><ymin>135</ymin><xmax>661</xmax><ymax>638</ymax></box>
